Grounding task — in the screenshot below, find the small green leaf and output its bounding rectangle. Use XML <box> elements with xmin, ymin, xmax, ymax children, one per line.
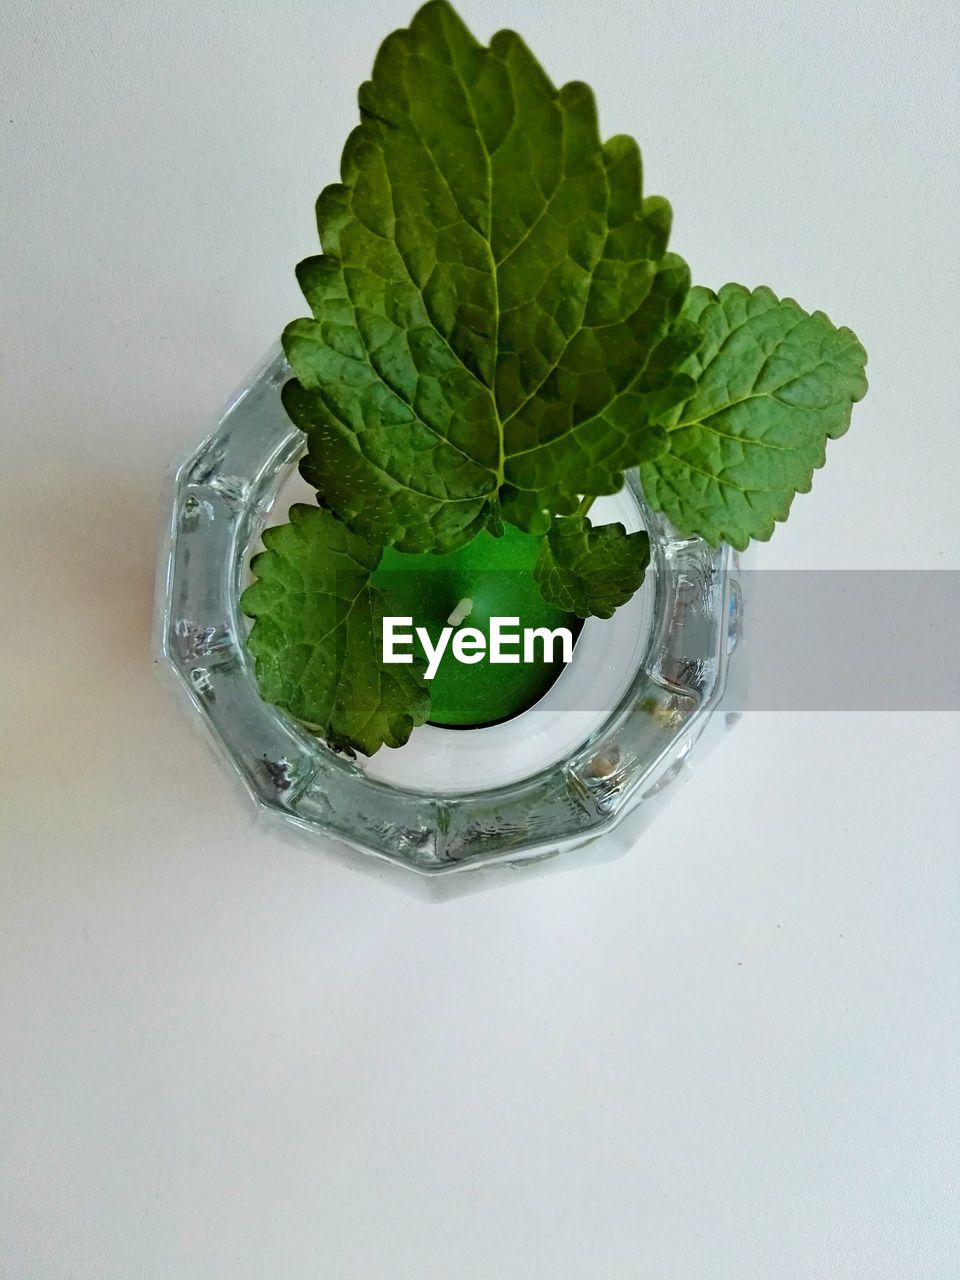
<box><xmin>640</xmin><ymin>283</ymin><xmax>868</xmax><ymax>549</ymax></box>
<box><xmin>241</xmin><ymin>505</ymin><xmax>429</xmax><ymax>756</ymax></box>
<box><xmin>534</xmin><ymin>517</ymin><xmax>651</xmax><ymax>619</ymax></box>
<box><xmin>283</xmin><ymin>0</ymin><xmax>692</xmax><ymax>553</ymax></box>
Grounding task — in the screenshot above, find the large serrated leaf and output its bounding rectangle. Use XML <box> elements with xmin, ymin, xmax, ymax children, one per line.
<box><xmin>241</xmin><ymin>505</ymin><xmax>429</xmax><ymax>756</ymax></box>
<box><xmin>283</xmin><ymin>0</ymin><xmax>692</xmax><ymax>552</ymax></box>
<box><xmin>640</xmin><ymin>283</ymin><xmax>868</xmax><ymax>549</ymax></box>
<box><xmin>534</xmin><ymin>517</ymin><xmax>650</xmax><ymax>619</ymax></box>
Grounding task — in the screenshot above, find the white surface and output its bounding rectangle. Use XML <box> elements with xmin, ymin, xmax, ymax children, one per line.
<box><xmin>2</xmin><ymin>1</ymin><xmax>958</xmax><ymax>1277</ymax></box>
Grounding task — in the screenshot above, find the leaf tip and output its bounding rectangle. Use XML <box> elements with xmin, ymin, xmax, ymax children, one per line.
<box><xmin>558</xmin><ymin>79</ymin><xmax>596</xmax><ymax>112</ymax></box>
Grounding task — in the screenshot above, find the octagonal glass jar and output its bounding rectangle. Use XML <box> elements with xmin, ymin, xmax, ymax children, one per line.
<box><xmin>155</xmin><ymin>346</ymin><xmax>743</xmax><ymax>886</ymax></box>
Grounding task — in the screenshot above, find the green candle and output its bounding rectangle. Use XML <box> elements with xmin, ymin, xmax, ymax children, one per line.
<box><xmin>372</xmin><ymin>525</ymin><xmax>582</xmax><ymax>728</ymax></box>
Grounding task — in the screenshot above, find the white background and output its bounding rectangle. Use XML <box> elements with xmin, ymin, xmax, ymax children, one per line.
<box><xmin>2</xmin><ymin>1</ymin><xmax>958</xmax><ymax>1276</ymax></box>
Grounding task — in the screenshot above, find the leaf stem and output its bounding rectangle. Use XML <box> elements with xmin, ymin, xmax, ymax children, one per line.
<box><xmin>576</xmin><ymin>496</ymin><xmax>596</xmax><ymax>518</ymax></box>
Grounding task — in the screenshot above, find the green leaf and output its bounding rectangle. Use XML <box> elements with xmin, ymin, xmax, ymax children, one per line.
<box><xmin>534</xmin><ymin>517</ymin><xmax>650</xmax><ymax>619</ymax></box>
<box><xmin>241</xmin><ymin>505</ymin><xmax>429</xmax><ymax>756</ymax></box>
<box><xmin>283</xmin><ymin>0</ymin><xmax>692</xmax><ymax>552</ymax></box>
<box><xmin>640</xmin><ymin>283</ymin><xmax>868</xmax><ymax>549</ymax></box>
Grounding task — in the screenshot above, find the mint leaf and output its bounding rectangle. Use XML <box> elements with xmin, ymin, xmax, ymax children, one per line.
<box><xmin>535</xmin><ymin>517</ymin><xmax>650</xmax><ymax>619</ymax></box>
<box><xmin>241</xmin><ymin>505</ymin><xmax>429</xmax><ymax>756</ymax></box>
<box><xmin>283</xmin><ymin>0</ymin><xmax>692</xmax><ymax>552</ymax></box>
<box><xmin>640</xmin><ymin>283</ymin><xmax>868</xmax><ymax>549</ymax></box>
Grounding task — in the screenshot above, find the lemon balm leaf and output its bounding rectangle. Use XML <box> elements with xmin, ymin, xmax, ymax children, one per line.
<box><xmin>282</xmin><ymin>0</ymin><xmax>692</xmax><ymax>552</ymax></box>
<box><xmin>534</xmin><ymin>517</ymin><xmax>651</xmax><ymax>619</ymax></box>
<box><xmin>640</xmin><ymin>284</ymin><xmax>869</xmax><ymax>549</ymax></box>
<box><xmin>241</xmin><ymin>506</ymin><xmax>429</xmax><ymax>756</ymax></box>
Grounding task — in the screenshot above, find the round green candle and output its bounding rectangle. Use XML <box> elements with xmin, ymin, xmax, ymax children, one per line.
<box><xmin>372</xmin><ymin>525</ymin><xmax>582</xmax><ymax>728</ymax></box>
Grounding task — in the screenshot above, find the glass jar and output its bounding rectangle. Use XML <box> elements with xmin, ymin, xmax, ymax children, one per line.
<box><xmin>155</xmin><ymin>347</ymin><xmax>743</xmax><ymax>890</ymax></box>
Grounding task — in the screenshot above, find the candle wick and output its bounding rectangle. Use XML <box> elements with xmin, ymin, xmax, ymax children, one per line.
<box><xmin>446</xmin><ymin>597</ymin><xmax>474</xmax><ymax>627</ymax></box>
